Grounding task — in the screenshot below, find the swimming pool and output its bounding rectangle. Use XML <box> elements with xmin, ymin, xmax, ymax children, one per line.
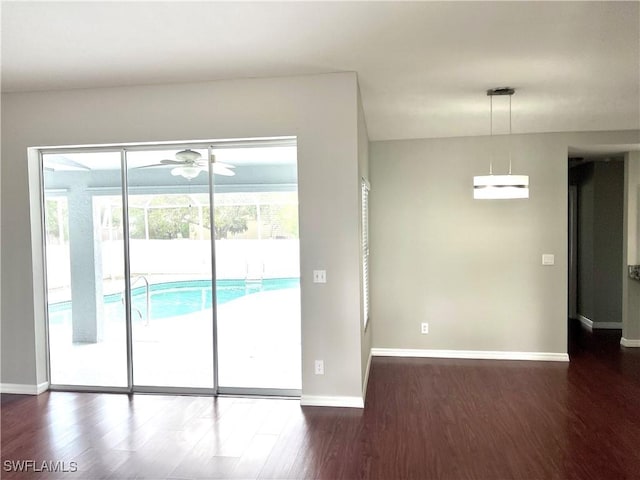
<box><xmin>48</xmin><ymin>277</ymin><xmax>300</xmax><ymax>324</ymax></box>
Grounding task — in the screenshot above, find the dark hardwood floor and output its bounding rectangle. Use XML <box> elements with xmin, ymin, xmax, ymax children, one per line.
<box><xmin>2</xmin><ymin>321</ymin><xmax>640</xmax><ymax>479</ymax></box>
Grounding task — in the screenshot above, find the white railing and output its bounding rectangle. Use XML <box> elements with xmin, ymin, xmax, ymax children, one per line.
<box><xmin>122</xmin><ymin>275</ymin><xmax>151</xmax><ymax>326</ymax></box>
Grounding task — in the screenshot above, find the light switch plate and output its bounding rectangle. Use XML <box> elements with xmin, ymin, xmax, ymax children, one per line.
<box><xmin>542</xmin><ymin>254</ymin><xmax>555</xmax><ymax>266</ymax></box>
<box><xmin>313</xmin><ymin>270</ymin><xmax>327</xmax><ymax>283</ymax></box>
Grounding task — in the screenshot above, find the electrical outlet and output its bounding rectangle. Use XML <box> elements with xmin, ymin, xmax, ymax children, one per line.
<box><xmin>421</xmin><ymin>322</ymin><xmax>429</xmax><ymax>334</ymax></box>
<box><xmin>313</xmin><ymin>270</ymin><xmax>327</xmax><ymax>283</ymax></box>
<box><xmin>314</xmin><ymin>360</ymin><xmax>324</xmax><ymax>375</ymax></box>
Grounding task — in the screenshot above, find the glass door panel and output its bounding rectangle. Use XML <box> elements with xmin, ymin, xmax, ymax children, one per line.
<box><xmin>213</xmin><ymin>144</ymin><xmax>302</xmax><ymax>391</ymax></box>
<box><xmin>126</xmin><ymin>148</ymin><xmax>214</xmax><ymax>389</ymax></box>
<box><xmin>43</xmin><ymin>151</ymin><xmax>128</xmax><ymax>387</ymax></box>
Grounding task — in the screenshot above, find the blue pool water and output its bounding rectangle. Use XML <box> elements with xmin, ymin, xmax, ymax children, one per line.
<box><xmin>48</xmin><ymin>278</ymin><xmax>299</xmax><ymax>324</ymax></box>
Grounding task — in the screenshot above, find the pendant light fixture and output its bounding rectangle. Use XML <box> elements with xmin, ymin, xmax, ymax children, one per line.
<box><xmin>473</xmin><ymin>87</ymin><xmax>529</xmax><ymax>200</ymax></box>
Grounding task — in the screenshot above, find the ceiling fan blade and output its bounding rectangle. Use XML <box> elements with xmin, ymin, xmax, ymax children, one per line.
<box><xmin>215</xmin><ymin>161</ymin><xmax>235</xmax><ymax>169</ymax></box>
<box><xmin>160</xmin><ymin>159</ymin><xmax>184</xmax><ymax>165</ymax></box>
<box><xmin>209</xmin><ymin>154</ymin><xmax>235</xmax><ymax>169</ymax></box>
<box><xmin>132</xmin><ymin>163</ymin><xmax>166</xmax><ymax>169</ymax></box>
<box><xmin>45</xmin><ymin>157</ymin><xmax>90</xmax><ymax>170</ymax></box>
<box><xmin>212</xmin><ymin>165</ymin><xmax>236</xmax><ymax>176</ymax></box>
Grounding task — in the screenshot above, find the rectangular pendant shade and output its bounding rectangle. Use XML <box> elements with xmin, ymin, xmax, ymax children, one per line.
<box><xmin>473</xmin><ymin>174</ymin><xmax>529</xmax><ymax>199</ymax></box>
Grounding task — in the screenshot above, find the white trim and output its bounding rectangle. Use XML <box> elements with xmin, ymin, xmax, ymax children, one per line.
<box><xmin>300</xmin><ymin>395</ymin><xmax>364</xmax><ymax>408</ymax></box>
<box><xmin>362</xmin><ymin>349</ymin><xmax>372</xmax><ymax>400</ymax></box>
<box><xmin>578</xmin><ymin>314</ymin><xmax>594</xmax><ymax>330</ymax></box>
<box><xmin>621</xmin><ymin>338</ymin><xmax>640</xmax><ymax>347</ymax></box>
<box><xmin>37</xmin><ymin>136</ymin><xmax>296</xmax><ymax>154</ymax></box>
<box><xmin>1</xmin><ymin>382</ymin><xmax>49</xmax><ymax>395</ymax></box>
<box><xmin>371</xmin><ymin>348</ymin><xmax>569</xmax><ymax>362</ymax></box>
<box><xmin>579</xmin><ymin>315</ymin><xmax>622</xmax><ymax>330</ymax></box>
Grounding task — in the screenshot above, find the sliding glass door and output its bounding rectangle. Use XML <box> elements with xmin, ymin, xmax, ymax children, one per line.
<box><xmin>126</xmin><ymin>148</ymin><xmax>214</xmax><ymax>390</ymax></box>
<box><xmin>212</xmin><ymin>143</ymin><xmax>301</xmax><ymax>392</ymax></box>
<box><xmin>43</xmin><ymin>139</ymin><xmax>300</xmax><ymax>395</ymax></box>
<box><xmin>43</xmin><ymin>151</ymin><xmax>128</xmax><ymax>388</ymax></box>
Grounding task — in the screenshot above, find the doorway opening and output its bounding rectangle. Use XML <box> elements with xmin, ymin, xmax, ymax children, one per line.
<box><xmin>568</xmin><ymin>155</ymin><xmax>624</xmax><ymax>352</ymax></box>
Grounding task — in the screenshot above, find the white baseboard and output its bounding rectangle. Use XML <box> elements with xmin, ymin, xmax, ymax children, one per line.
<box><xmin>621</xmin><ymin>337</ymin><xmax>640</xmax><ymax>347</ymax></box>
<box><xmin>578</xmin><ymin>315</ymin><xmax>594</xmax><ymax>330</ymax></box>
<box><xmin>578</xmin><ymin>315</ymin><xmax>622</xmax><ymax>330</ymax></box>
<box><xmin>1</xmin><ymin>381</ymin><xmax>49</xmax><ymax>395</ymax></box>
<box><xmin>300</xmin><ymin>395</ymin><xmax>364</xmax><ymax>408</ymax></box>
<box><xmin>371</xmin><ymin>348</ymin><xmax>569</xmax><ymax>362</ymax></box>
<box><xmin>362</xmin><ymin>349</ymin><xmax>372</xmax><ymax>400</ymax></box>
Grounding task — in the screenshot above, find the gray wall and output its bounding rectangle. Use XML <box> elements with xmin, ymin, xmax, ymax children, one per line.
<box><xmin>573</xmin><ymin>161</ymin><xmax>624</xmax><ymax>325</ymax></box>
<box><xmin>370</xmin><ymin>131</ymin><xmax>639</xmax><ymax>354</ymax></box>
<box><xmin>593</xmin><ymin>161</ymin><xmax>624</xmax><ymax>324</ymax></box>
<box><xmin>1</xmin><ymin>73</ymin><xmax>366</xmax><ymax>401</ymax></box>
<box><xmin>575</xmin><ymin>163</ymin><xmax>595</xmax><ymax>319</ymax></box>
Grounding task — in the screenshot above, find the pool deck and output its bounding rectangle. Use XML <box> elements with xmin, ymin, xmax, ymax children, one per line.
<box><xmin>48</xmin><ymin>287</ymin><xmax>301</xmax><ymax>391</ymax></box>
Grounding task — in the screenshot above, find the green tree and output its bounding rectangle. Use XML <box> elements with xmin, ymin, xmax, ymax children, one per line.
<box><xmin>213</xmin><ymin>205</ymin><xmax>256</xmax><ymax>239</ymax></box>
<box><xmin>259</xmin><ymin>204</ymin><xmax>299</xmax><ymax>238</ymax></box>
<box><xmin>45</xmin><ymin>198</ymin><xmax>68</xmax><ymax>243</ymax></box>
<box><xmin>148</xmin><ymin>207</ymin><xmax>193</xmax><ymax>239</ymax></box>
<box><xmin>124</xmin><ymin>195</ymin><xmax>261</xmax><ymax>240</ymax></box>
<box><xmin>133</xmin><ymin>195</ymin><xmax>200</xmax><ymax>240</ymax></box>
<box><xmin>128</xmin><ymin>208</ymin><xmax>146</xmax><ymax>239</ymax></box>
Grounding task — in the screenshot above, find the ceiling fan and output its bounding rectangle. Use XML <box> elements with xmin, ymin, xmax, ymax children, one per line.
<box><xmin>43</xmin><ymin>156</ymin><xmax>91</xmax><ymax>172</ymax></box>
<box><xmin>137</xmin><ymin>149</ymin><xmax>235</xmax><ymax>179</ymax></box>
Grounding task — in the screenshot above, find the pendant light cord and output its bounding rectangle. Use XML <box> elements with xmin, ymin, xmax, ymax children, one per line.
<box><xmin>487</xmin><ymin>87</ymin><xmax>515</xmax><ymax>176</ymax></box>
<box><xmin>508</xmin><ymin>94</ymin><xmax>512</xmax><ymax>175</ymax></box>
<box><xmin>489</xmin><ymin>94</ymin><xmax>493</xmax><ymax>175</ymax></box>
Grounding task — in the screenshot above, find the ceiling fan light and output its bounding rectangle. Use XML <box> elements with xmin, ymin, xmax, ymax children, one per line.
<box><xmin>171</xmin><ymin>166</ymin><xmax>203</xmax><ymax>180</ymax></box>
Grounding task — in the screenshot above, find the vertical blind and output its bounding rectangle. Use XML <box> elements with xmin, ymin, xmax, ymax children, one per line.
<box><xmin>361</xmin><ymin>178</ymin><xmax>370</xmax><ymax>328</ymax></box>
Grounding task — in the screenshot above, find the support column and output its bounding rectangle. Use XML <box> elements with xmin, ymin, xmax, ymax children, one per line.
<box><xmin>67</xmin><ymin>188</ymin><xmax>104</xmax><ymax>343</ymax></box>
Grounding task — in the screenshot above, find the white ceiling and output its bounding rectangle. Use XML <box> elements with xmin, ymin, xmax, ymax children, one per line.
<box><xmin>2</xmin><ymin>1</ymin><xmax>639</xmax><ymax>141</ymax></box>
